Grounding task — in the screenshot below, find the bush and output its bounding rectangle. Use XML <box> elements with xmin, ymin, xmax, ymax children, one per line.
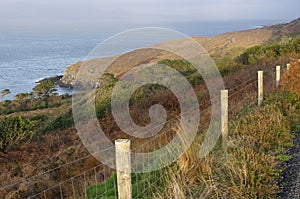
<box><xmin>280</xmin><ymin>61</ymin><xmax>300</xmax><ymax>95</ymax></box>
<box><xmin>158</xmin><ymin>59</ymin><xmax>202</xmax><ymax>86</ymax></box>
<box><xmin>236</xmin><ymin>36</ymin><xmax>300</xmax><ymax>65</ymax></box>
<box><xmin>43</xmin><ymin>110</ymin><xmax>74</xmax><ymax>132</ymax></box>
<box><xmin>0</xmin><ymin>116</ymin><xmax>36</xmax><ymax>151</ymax></box>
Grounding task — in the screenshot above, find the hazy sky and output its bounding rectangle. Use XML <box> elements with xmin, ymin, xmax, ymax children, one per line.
<box><xmin>1</xmin><ymin>0</ymin><xmax>299</xmax><ymax>31</ymax></box>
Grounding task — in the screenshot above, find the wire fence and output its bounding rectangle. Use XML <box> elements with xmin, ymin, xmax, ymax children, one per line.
<box><xmin>0</xmin><ymin>63</ymin><xmax>291</xmax><ymax>199</ymax></box>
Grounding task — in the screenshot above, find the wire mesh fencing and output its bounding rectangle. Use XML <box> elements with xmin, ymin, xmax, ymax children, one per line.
<box><xmin>0</xmin><ymin>63</ymin><xmax>291</xmax><ymax>199</ymax></box>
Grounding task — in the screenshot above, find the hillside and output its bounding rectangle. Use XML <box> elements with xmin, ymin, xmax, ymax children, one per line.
<box><xmin>1</xmin><ymin>18</ymin><xmax>300</xmax><ymax>198</ymax></box>
<box><xmin>59</xmin><ymin>18</ymin><xmax>300</xmax><ymax>87</ymax></box>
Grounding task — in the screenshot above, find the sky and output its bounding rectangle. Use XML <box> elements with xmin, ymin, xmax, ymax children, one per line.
<box><xmin>0</xmin><ymin>0</ymin><xmax>299</xmax><ymax>32</ymax></box>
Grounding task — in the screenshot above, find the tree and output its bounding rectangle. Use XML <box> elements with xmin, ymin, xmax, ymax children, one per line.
<box><xmin>33</xmin><ymin>80</ymin><xmax>57</xmax><ymax>108</ymax></box>
<box><xmin>0</xmin><ymin>89</ymin><xmax>10</xmax><ymax>101</ymax></box>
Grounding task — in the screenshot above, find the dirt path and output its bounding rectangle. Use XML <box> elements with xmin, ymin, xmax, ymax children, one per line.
<box><xmin>278</xmin><ymin>131</ymin><xmax>300</xmax><ymax>199</ymax></box>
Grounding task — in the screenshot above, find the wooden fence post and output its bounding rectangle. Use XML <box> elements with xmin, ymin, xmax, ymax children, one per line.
<box><xmin>221</xmin><ymin>90</ymin><xmax>228</xmax><ymax>147</ymax></box>
<box><xmin>115</xmin><ymin>139</ymin><xmax>132</xmax><ymax>199</ymax></box>
<box><xmin>287</xmin><ymin>63</ymin><xmax>290</xmax><ymax>71</ymax></box>
<box><xmin>276</xmin><ymin>66</ymin><xmax>280</xmax><ymax>88</ymax></box>
<box><xmin>258</xmin><ymin>71</ymin><xmax>263</xmax><ymax>106</ymax></box>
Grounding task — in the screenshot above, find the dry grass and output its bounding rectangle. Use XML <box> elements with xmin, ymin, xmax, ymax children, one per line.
<box><xmin>151</xmin><ymin>95</ymin><xmax>295</xmax><ymax>199</ymax></box>
<box><xmin>280</xmin><ymin>61</ymin><xmax>300</xmax><ymax>95</ymax></box>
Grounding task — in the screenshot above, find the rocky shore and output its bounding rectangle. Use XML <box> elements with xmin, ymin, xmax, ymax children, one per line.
<box><xmin>36</xmin><ymin>75</ymin><xmax>63</xmax><ymax>85</ymax></box>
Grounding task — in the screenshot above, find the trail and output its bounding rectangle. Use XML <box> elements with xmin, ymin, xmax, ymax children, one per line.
<box><xmin>279</xmin><ymin>131</ymin><xmax>300</xmax><ymax>199</ymax></box>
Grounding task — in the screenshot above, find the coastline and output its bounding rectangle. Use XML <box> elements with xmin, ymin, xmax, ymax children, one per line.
<box><xmin>35</xmin><ymin>75</ymin><xmax>63</xmax><ymax>85</ymax></box>
<box><xmin>1</xmin><ymin>18</ymin><xmax>298</xmax><ymax>101</ymax></box>
<box><xmin>37</xmin><ymin>75</ymin><xmax>74</xmax><ymax>95</ymax></box>
<box><xmin>1</xmin><ymin>75</ymin><xmax>73</xmax><ymax>101</ymax></box>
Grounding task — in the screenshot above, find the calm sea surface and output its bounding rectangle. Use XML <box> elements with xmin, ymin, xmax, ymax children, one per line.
<box><xmin>0</xmin><ymin>20</ymin><xmax>286</xmax><ymax>100</ymax></box>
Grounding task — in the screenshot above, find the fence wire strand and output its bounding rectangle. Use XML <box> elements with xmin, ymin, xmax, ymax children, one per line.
<box><xmin>1</xmin><ymin>65</ymin><xmax>288</xmax><ymax>199</ymax></box>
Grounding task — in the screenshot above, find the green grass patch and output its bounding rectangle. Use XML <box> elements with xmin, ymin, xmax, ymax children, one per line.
<box><xmin>276</xmin><ymin>154</ymin><xmax>292</xmax><ymax>162</ymax></box>
<box><xmin>87</xmin><ymin>169</ymin><xmax>168</xmax><ymax>199</ymax></box>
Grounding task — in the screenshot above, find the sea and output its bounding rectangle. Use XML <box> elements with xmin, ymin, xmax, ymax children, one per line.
<box><xmin>0</xmin><ymin>20</ymin><xmax>288</xmax><ymax>100</ymax></box>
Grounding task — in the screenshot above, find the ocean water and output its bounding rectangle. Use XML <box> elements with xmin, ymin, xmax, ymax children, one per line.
<box><xmin>0</xmin><ymin>20</ymin><xmax>286</xmax><ymax>100</ymax></box>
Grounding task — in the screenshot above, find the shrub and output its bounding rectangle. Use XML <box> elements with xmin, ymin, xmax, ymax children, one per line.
<box><xmin>265</xmin><ymin>91</ymin><xmax>300</xmax><ymax>132</ymax></box>
<box><xmin>280</xmin><ymin>61</ymin><xmax>300</xmax><ymax>95</ymax></box>
<box><xmin>158</xmin><ymin>59</ymin><xmax>202</xmax><ymax>86</ymax></box>
<box><xmin>236</xmin><ymin>36</ymin><xmax>300</xmax><ymax>65</ymax></box>
<box><xmin>43</xmin><ymin>110</ymin><xmax>74</xmax><ymax>133</ymax></box>
<box><xmin>0</xmin><ymin>116</ymin><xmax>36</xmax><ymax>151</ymax></box>
<box><xmin>231</xmin><ymin>104</ymin><xmax>292</xmax><ymax>153</ymax></box>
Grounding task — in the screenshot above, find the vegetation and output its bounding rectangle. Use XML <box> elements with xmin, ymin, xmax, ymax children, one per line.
<box><xmin>87</xmin><ymin>96</ymin><xmax>298</xmax><ymax>198</ymax></box>
<box><xmin>158</xmin><ymin>59</ymin><xmax>239</xmax><ymax>85</ymax></box>
<box><xmin>1</xmin><ymin>22</ymin><xmax>300</xmax><ymax>198</ymax></box>
<box><xmin>0</xmin><ymin>116</ymin><xmax>36</xmax><ymax>151</ymax></box>
<box><xmin>42</xmin><ymin>109</ymin><xmax>74</xmax><ymax>133</ymax></box>
<box><xmin>158</xmin><ymin>59</ymin><xmax>201</xmax><ymax>86</ymax></box>
<box><xmin>236</xmin><ymin>36</ymin><xmax>300</xmax><ymax>65</ymax></box>
<box><xmin>94</xmin><ymin>63</ymin><xmax>199</xmax><ymax>119</ymax></box>
<box><xmin>0</xmin><ymin>93</ymin><xmax>71</xmax><ymax>114</ymax></box>
<box><xmin>92</xmin><ymin>58</ymin><xmax>240</xmax><ymax>120</ymax></box>
<box><xmin>87</xmin><ymin>173</ymin><xmax>118</xmax><ymax>198</ymax></box>
<box><xmin>33</xmin><ymin>80</ymin><xmax>57</xmax><ymax>108</ymax></box>
<box><xmin>86</xmin><ymin>60</ymin><xmax>300</xmax><ymax>198</ymax></box>
<box><xmin>87</xmin><ymin>170</ymin><xmax>167</xmax><ymax>198</ymax></box>
<box><xmin>0</xmin><ymin>89</ymin><xmax>10</xmax><ymax>101</ymax></box>
<box><xmin>280</xmin><ymin>61</ymin><xmax>300</xmax><ymax>95</ymax></box>
<box><xmin>95</xmin><ymin>73</ymin><xmax>118</xmax><ymax>118</ymax></box>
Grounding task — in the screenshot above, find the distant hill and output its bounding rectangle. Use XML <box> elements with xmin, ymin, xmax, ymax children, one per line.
<box><xmin>60</xmin><ymin>18</ymin><xmax>300</xmax><ymax>88</ymax></box>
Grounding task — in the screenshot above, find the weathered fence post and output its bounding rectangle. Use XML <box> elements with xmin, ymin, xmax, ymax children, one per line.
<box><xmin>258</xmin><ymin>71</ymin><xmax>263</xmax><ymax>106</ymax></box>
<box><xmin>276</xmin><ymin>66</ymin><xmax>280</xmax><ymax>88</ymax></box>
<box><xmin>115</xmin><ymin>139</ymin><xmax>132</xmax><ymax>199</ymax></box>
<box><xmin>287</xmin><ymin>63</ymin><xmax>290</xmax><ymax>71</ymax></box>
<box><xmin>221</xmin><ymin>90</ymin><xmax>228</xmax><ymax>148</ymax></box>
